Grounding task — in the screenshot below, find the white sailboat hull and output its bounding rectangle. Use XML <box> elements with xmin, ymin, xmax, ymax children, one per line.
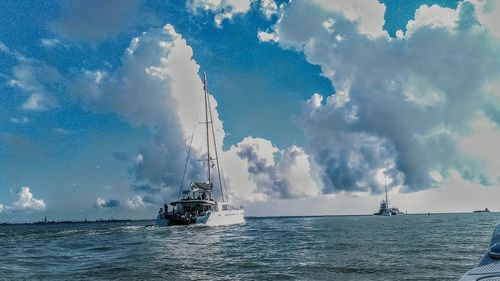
<box><xmin>156</xmin><ymin>215</ymin><xmax>169</xmax><ymax>227</ymax></box>
<box><xmin>155</xmin><ymin>209</ymin><xmax>245</xmax><ymax>227</ymax></box>
<box><xmin>198</xmin><ymin>209</ymin><xmax>245</xmax><ymax>226</ymax></box>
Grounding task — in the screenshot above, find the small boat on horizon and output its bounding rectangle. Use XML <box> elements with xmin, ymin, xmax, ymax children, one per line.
<box><xmin>155</xmin><ymin>72</ymin><xmax>244</xmax><ymax>227</ymax></box>
<box><xmin>473</xmin><ymin>208</ymin><xmax>490</xmax><ymax>213</ymax></box>
<box><xmin>373</xmin><ymin>179</ymin><xmax>404</xmax><ymax>216</ymax></box>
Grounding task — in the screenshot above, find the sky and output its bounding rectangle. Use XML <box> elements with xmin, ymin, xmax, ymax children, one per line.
<box><xmin>0</xmin><ymin>0</ymin><xmax>499</xmax><ymax>222</ymax></box>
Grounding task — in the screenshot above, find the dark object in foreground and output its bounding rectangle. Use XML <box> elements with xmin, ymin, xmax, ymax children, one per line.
<box><xmin>460</xmin><ymin>224</ymin><xmax>500</xmax><ymax>280</ymax></box>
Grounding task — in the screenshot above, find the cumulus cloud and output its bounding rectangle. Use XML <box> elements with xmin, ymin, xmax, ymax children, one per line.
<box><xmin>188</xmin><ymin>0</ymin><xmax>252</xmax><ymax>26</ymax></box>
<box><xmin>260</xmin><ymin>0</ymin><xmax>278</xmax><ymax>19</ymax></box>
<box><xmin>314</xmin><ymin>0</ymin><xmax>388</xmax><ymax>39</ymax></box>
<box><xmin>459</xmin><ymin>116</ymin><xmax>500</xmax><ymax>183</ymax></box>
<box><xmin>72</xmin><ymin>24</ymin><xmax>218</xmax><ymax>204</ymax></box>
<box><xmin>261</xmin><ymin>0</ymin><xmax>500</xmax><ymax>194</ymax></box>
<box><xmin>188</xmin><ymin>0</ymin><xmax>280</xmax><ymax>26</ymax></box>
<box><xmin>71</xmin><ymin>23</ymin><xmax>324</xmax><ymax>204</ymax></box>
<box><xmin>1</xmin><ymin>187</ymin><xmax>47</xmax><ymax>212</ymax></box>
<box><xmin>471</xmin><ymin>0</ymin><xmax>500</xmax><ymax>40</ymax></box>
<box><xmin>125</xmin><ymin>195</ymin><xmax>145</xmax><ymax>209</ymax></box>
<box><xmin>257</xmin><ymin>30</ymin><xmax>278</xmax><ymax>42</ymax></box>
<box><xmin>96</xmin><ymin>197</ymin><xmax>120</xmax><ymax>208</ymax></box>
<box><xmin>405</xmin><ymin>5</ymin><xmax>459</xmax><ymax>37</ymax></box>
<box><xmin>234</xmin><ymin>137</ymin><xmax>320</xmax><ymax>199</ymax></box>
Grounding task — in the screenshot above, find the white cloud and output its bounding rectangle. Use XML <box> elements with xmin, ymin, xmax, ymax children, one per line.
<box><xmin>7</xmin><ymin>57</ymin><xmax>62</xmax><ymax>111</ymax></box>
<box><xmin>257</xmin><ymin>30</ymin><xmax>278</xmax><ymax>42</ymax></box>
<box><xmin>260</xmin><ymin>0</ymin><xmax>278</xmax><ymax>19</ymax></box>
<box><xmin>126</xmin><ymin>195</ymin><xmax>145</xmax><ymax>209</ymax></box>
<box><xmin>10</xmin><ymin>117</ymin><xmax>30</xmax><ymax>124</ymax></box>
<box><xmin>135</xmin><ymin>154</ymin><xmax>144</xmax><ymax>165</ymax></box>
<box><xmin>260</xmin><ymin>1</ymin><xmax>500</xmax><ymax>195</ymax></box>
<box><xmin>40</xmin><ymin>38</ymin><xmax>61</xmax><ymax>48</ymax></box>
<box><xmin>405</xmin><ymin>5</ymin><xmax>459</xmax><ymax>37</ymax></box>
<box><xmin>471</xmin><ymin>0</ymin><xmax>500</xmax><ymax>40</ymax></box>
<box><xmin>312</xmin><ymin>0</ymin><xmax>388</xmax><ymax>39</ymax></box>
<box><xmin>72</xmin><ymin>24</ymin><xmax>219</xmax><ymax>204</ymax></box>
<box><xmin>188</xmin><ymin>0</ymin><xmax>280</xmax><ymax>26</ymax></box>
<box><xmin>224</xmin><ymin>137</ymin><xmax>321</xmax><ymax>201</ymax></box>
<box><xmin>96</xmin><ymin>197</ymin><xmax>106</xmax><ymax>206</ymax></box>
<box><xmin>395</xmin><ymin>29</ymin><xmax>404</xmax><ymax>39</ymax></box>
<box><xmin>22</xmin><ymin>93</ymin><xmax>49</xmax><ymax>111</ymax></box>
<box><xmin>72</xmin><ymin>23</ymin><xmax>326</xmax><ymax>204</ymax></box>
<box><xmin>459</xmin><ymin>117</ymin><xmax>500</xmax><ymax>183</ymax></box>
<box><xmin>188</xmin><ymin>0</ymin><xmax>252</xmax><ymax>27</ymax></box>
<box><xmin>0</xmin><ymin>41</ymin><xmax>9</xmax><ymax>53</ymax></box>
<box><xmin>7</xmin><ymin>187</ymin><xmax>47</xmax><ymax>212</ymax></box>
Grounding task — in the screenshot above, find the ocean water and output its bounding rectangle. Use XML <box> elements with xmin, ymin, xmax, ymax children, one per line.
<box><xmin>0</xmin><ymin>213</ymin><xmax>498</xmax><ymax>280</ymax></box>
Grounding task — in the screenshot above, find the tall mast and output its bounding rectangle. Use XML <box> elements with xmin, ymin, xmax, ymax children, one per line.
<box><xmin>385</xmin><ymin>176</ymin><xmax>388</xmax><ymax>206</ymax></box>
<box><xmin>203</xmin><ymin>72</ymin><xmax>211</xmax><ymax>183</ymax></box>
<box><xmin>206</xmin><ymin>82</ymin><xmax>226</xmax><ymax>203</ymax></box>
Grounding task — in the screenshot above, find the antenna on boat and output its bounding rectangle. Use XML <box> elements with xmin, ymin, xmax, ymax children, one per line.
<box><xmin>206</xmin><ymin>82</ymin><xmax>226</xmax><ymax>203</ymax></box>
<box><xmin>203</xmin><ymin>72</ymin><xmax>211</xmax><ymax>184</ymax></box>
<box><xmin>204</xmin><ymin>72</ymin><xmax>226</xmax><ymax>202</ymax></box>
<box><xmin>384</xmin><ymin>175</ymin><xmax>389</xmax><ymax>206</ymax></box>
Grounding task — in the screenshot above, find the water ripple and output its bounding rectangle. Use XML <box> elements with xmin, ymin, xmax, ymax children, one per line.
<box><xmin>0</xmin><ymin>213</ymin><xmax>497</xmax><ymax>280</ymax></box>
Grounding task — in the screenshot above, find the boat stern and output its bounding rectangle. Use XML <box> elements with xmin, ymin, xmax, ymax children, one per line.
<box><xmin>155</xmin><ymin>214</ymin><xmax>169</xmax><ymax>227</ymax></box>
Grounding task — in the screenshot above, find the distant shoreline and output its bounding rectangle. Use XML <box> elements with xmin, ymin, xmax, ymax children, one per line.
<box><xmin>1</xmin><ymin>211</ymin><xmax>495</xmax><ymax>225</ymax></box>
<box><xmin>0</xmin><ymin>218</ymin><xmax>136</xmax><ymax>226</ymax></box>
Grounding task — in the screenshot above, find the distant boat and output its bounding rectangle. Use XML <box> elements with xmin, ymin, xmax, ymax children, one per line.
<box><xmin>373</xmin><ymin>179</ymin><xmax>404</xmax><ymax>216</ymax></box>
<box><xmin>460</xmin><ymin>224</ymin><xmax>500</xmax><ymax>280</ymax></box>
<box><xmin>473</xmin><ymin>208</ymin><xmax>490</xmax><ymax>213</ymax></box>
<box><xmin>155</xmin><ymin>73</ymin><xmax>244</xmax><ymax>227</ymax></box>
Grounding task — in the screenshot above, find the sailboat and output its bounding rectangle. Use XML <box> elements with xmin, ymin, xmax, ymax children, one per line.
<box><xmin>373</xmin><ymin>178</ymin><xmax>404</xmax><ymax>216</ymax></box>
<box><xmin>155</xmin><ymin>72</ymin><xmax>245</xmax><ymax>226</ymax></box>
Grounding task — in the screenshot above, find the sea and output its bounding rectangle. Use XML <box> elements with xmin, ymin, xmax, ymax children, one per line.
<box><xmin>0</xmin><ymin>213</ymin><xmax>498</xmax><ymax>280</ymax></box>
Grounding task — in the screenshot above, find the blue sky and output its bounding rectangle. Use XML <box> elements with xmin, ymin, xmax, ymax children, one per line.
<box><xmin>1</xmin><ymin>0</ymin><xmax>499</xmax><ymax>222</ymax></box>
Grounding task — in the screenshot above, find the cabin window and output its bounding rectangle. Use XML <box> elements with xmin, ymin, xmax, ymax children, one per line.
<box><xmin>221</xmin><ymin>204</ymin><xmax>228</xmax><ymax>211</ymax></box>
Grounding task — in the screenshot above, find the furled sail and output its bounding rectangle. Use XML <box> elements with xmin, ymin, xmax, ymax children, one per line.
<box><xmin>191</xmin><ymin>181</ymin><xmax>213</xmax><ymax>191</ymax></box>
